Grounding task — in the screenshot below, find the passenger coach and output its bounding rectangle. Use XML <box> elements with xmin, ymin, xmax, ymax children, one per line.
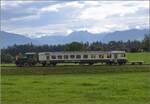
<box><xmin>38</xmin><ymin>51</ymin><xmax>127</xmax><ymax>66</ymax></box>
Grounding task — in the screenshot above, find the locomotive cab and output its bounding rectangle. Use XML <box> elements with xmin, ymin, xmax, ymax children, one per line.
<box><xmin>15</xmin><ymin>52</ymin><xmax>38</xmax><ymax>66</ymax></box>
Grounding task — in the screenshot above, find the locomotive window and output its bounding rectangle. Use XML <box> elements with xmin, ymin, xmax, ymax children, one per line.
<box><xmin>107</xmin><ymin>54</ymin><xmax>111</xmax><ymax>58</ymax></box>
<box><xmin>76</xmin><ymin>55</ymin><xmax>81</xmax><ymax>59</ymax></box>
<box><xmin>83</xmin><ymin>55</ymin><xmax>88</xmax><ymax>59</ymax></box>
<box><xmin>51</xmin><ymin>55</ymin><xmax>56</xmax><ymax>59</ymax></box>
<box><xmin>91</xmin><ymin>55</ymin><xmax>96</xmax><ymax>58</ymax></box>
<box><xmin>46</xmin><ymin>56</ymin><xmax>50</xmax><ymax>60</ymax></box>
<box><xmin>58</xmin><ymin>55</ymin><xmax>62</xmax><ymax>59</ymax></box>
<box><xmin>64</xmin><ymin>55</ymin><xmax>68</xmax><ymax>59</ymax></box>
<box><xmin>99</xmin><ymin>54</ymin><xmax>104</xmax><ymax>58</ymax></box>
<box><xmin>70</xmin><ymin>55</ymin><xmax>75</xmax><ymax>59</ymax></box>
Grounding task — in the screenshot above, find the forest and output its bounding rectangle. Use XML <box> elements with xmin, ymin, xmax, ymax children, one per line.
<box><xmin>1</xmin><ymin>34</ymin><xmax>149</xmax><ymax>63</ymax></box>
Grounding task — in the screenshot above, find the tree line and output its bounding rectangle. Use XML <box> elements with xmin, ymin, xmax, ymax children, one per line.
<box><xmin>1</xmin><ymin>34</ymin><xmax>149</xmax><ymax>63</ymax></box>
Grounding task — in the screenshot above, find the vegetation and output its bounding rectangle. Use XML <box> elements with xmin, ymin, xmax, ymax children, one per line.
<box><xmin>2</xmin><ymin>71</ymin><xmax>150</xmax><ymax>104</ymax></box>
<box><xmin>1</xmin><ymin>34</ymin><xmax>150</xmax><ymax>63</ymax></box>
<box><xmin>1</xmin><ymin>34</ymin><xmax>149</xmax><ymax>104</ymax></box>
<box><xmin>1</xmin><ymin>65</ymin><xmax>149</xmax><ymax>75</ymax></box>
<box><xmin>127</xmin><ymin>52</ymin><xmax>150</xmax><ymax>64</ymax></box>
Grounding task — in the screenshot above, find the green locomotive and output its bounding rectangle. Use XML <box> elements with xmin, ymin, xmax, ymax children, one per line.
<box><xmin>15</xmin><ymin>52</ymin><xmax>38</xmax><ymax>67</ymax></box>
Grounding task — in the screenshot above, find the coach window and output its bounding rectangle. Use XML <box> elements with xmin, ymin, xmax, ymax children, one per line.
<box><xmin>91</xmin><ymin>55</ymin><xmax>96</xmax><ymax>58</ymax></box>
<box><xmin>83</xmin><ymin>55</ymin><xmax>88</xmax><ymax>59</ymax></box>
<box><xmin>70</xmin><ymin>55</ymin><xmax>75</xmax><ymax>59</ymax></box>
<box><xmin>76</xmin><ymin>55</ymin><xmax>81</xmax><ymax>59</ymax></box>
<box><xmin>46</xmin><ymin>56</ymin><xmax>50</xmax><ymax>60</ymax></box>
<box><xmin>124</xmin><ymin>53</ymin><xmax>126</xmax><ymax>57</ymax></box>
<box><xmin>58</xmin><ymin>55</ymin><xmax>62</xmax><ymax>59</ymax></box>
<box><xmin>51</xmin><ymin>55</ymin><xmax>56</xmax><ymax>59</ymax></box>
<box><xmin>64</xmin><ymin>55</ymin><xmax>68</xmax><ymax>59</ymax></box>
<box><xmin>99</xmin><ymin>54</ymin><xmax>104</xmax><ymax>58</ymax></box>
<box><xmin>107</xmin><ymin>54</ymin><xmax>111</xmax><ymax>58</ymax></box>
<box><xmin>121</xmin><ymin>53</ymin><xmax>125</xmax><ymax>57</ymax></box>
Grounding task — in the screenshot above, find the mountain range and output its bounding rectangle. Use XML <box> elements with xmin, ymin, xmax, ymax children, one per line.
<box><xmin>0</xmin><ymin>29</ymin><xmax>149</xmax><ymax>48</ymax></box>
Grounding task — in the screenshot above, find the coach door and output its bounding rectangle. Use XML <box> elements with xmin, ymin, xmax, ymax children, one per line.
<box><xmin>114</xmin><ymin>53</ymin><xmax>118</xmax><ymax>63</ymax></box>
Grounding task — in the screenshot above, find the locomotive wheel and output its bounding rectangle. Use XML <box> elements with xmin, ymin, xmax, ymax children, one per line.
<box><xmin>24</xmin><ymin>63</ymin><xmax>29</xmax><ymax>67</ymax></box>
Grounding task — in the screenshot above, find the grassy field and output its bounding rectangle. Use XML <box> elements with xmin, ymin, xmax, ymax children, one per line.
<box><xmin>1</xmin><ymin>72</ymin><xmax>150</xmax><ymax>104</ymax></box>
<box><xmin>1</xmin><ymin>65</ymin><xmax>150</xmax><ymax>75</ymax></box>
<box><xmin>1</xmin><ymin>65</ymin><xmax>150</xmax><ymax>104</ymax></box>
<box><xmin>127</xmin><ymin>52</ymin><xmax>150</xmax><ymax>64</ymax></box>
<box><xmin>1</xmin><ymin>52</ymin><xmax>150</xmax><ymax>104</ymax></box>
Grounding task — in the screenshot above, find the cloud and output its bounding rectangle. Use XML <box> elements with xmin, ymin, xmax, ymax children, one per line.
<box><xmin>9</xmin><ymin>15</ymin><xmax>40</xmax><ymax>21</ymax></box>
<box><xmin>76</xmin><ymin>1</ymin><xmax>149</xmax><ymax>33</ymax></box>
<box><xmin>2</xmin><ymin>23</ymin><xmax>73</xmax><ymax>38</ymax></box>
<box><xmin>1</xmin><ymin>1</ymin><xmax>34</xmax><ymax>9</ymax></box>
<box><xmin>40</xmin><ymin>3</ymin><xmax>62</xmax><ymax>12</ymax></box>
<box><xmin>39</xmin><ymin>1</ymin><xmax>84</xmax><ymax>13</ymax></box>
<box><xmin>78</xmin><ymin>1</ymin><xmax>148</xmax><ymax>20</ymax></box>
<box><xmin>1</xmin><ymin>1</ymin><xmax>149</xmax><ymax>38</ymax></box>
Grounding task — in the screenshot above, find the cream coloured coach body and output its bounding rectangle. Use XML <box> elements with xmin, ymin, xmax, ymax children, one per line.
<box><xmin>38</xmin><ymin>51</ymin><xmax>127</xmax><ymax>65</ymax></box>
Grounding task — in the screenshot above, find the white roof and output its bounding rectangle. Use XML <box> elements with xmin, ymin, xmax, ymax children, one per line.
<box><xmin>39</xmin><ymin>51</ymin><xmax>125</xmax><ymax>55</ymax></box>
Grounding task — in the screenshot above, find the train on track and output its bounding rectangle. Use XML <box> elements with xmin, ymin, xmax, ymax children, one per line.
<box><xmin>15</xmin><ymin>51</ymin><xmax>127</xmax><ymax>67</ymax></box>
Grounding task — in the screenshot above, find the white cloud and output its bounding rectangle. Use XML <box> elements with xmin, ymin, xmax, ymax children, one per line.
<box><xmin>65</xmin><ymin>1</ymin><xmax>84</xmax><ymax>8</ymax></box>
<box><xmin>76</xmin><ymin>1</ymin><xmax>149</xmax><ymax>33</ymax></box>
<box><xmin>40</xmin><ymin>4</ymin><xmax>62</xmax><ymax>12</ymax></box>
<box><xmin>78</xmin><ymin>2</ymin><xmax>145</xmax><ymax>20</ymax></box>
<box><xmin>39</xmin><ymin>1</ymin><xmax>84</xmax><ymax>13</ymax></box>
<box><xmin>2</xmin><ymin>23</ymin><xmax>73</xmax><ymax>38</ymax></box>
<box><xmin>9</xmin><ymin>15</ymin><xmax>40</xmax><ymax>21</ymax></box>
<box><xmin>1</xmin><ymin>1</ymin><xmax>34</xmax><ymax>9</ymax></box>
<box><xmin>1</xmin><ymin>1</ymin><xmax>149</xmax><ymax>38</ymax></box>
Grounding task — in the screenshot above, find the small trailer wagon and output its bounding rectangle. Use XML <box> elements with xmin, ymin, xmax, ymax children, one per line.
<box><xmin>130</xmin><ymin>61</ymin><xmax>144</xmax><ymax>65</ymax></box>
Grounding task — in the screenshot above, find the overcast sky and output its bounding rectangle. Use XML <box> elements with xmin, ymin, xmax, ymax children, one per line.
<box><xmin>1</xmin><ymin>0</ymin><xmax>149</xmax><ymax>38</ymax></box>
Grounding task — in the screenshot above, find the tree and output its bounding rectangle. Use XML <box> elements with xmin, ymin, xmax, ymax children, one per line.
<box><xmin>142</xmin><ymin>34</ymin><xmax>150</xmax><ymax>51</ymax></box>
<box><xmin>65</xmin><ymin>42</ymin><xmax>84</xmax><ymax>51</ymax></box>
<box><xmin>1</xmin><ymin>53</ymin><xmax>14</xmax><ymax>63</ymax></box>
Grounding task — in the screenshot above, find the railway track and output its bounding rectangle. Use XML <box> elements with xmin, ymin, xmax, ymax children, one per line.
<box><xmin>1</xmin><ymin>63</ymin><xmax>150</xmax><ymax>68</ymax></box>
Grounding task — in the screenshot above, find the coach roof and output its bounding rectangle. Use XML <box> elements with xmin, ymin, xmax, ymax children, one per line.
<box><xmin>38</xmin><ymin>51</ymin><xmax>125</xmax><ymax>55</ymax></box>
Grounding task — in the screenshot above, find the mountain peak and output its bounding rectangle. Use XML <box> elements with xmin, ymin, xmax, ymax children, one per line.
<box><xmin>0</xmin><ymin>29</ymin><xmax>149</xmax><ymax>48</ymax></box>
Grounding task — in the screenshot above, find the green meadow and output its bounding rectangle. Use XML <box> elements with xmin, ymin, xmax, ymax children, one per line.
<box><xmin>1</xmin><ymin>72</ymin><xmax>150</xmax><ymax>104</ymax></box>
<box><xmin>1</xmin><ymin>52</ymin><xmax>150</xmax><ymax>104</ymax></box>
<box><xmin>1</xmin><ymin>65</ymin><xmax>150</xmax><ymax>104</ymax></box>
<box><xmin>127</xmin><ymin>52</ymin><xmax>150</xmax><ymax>64</ymax></box>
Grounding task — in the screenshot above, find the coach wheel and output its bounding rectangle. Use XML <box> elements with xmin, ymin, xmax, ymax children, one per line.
<box><xmin>52</xmin><ymin>63</ymin><xmax>57</xmax><ymax>66</ymax></box>
<box><xmin>42</xmin><ymin>62</ymin><xmax>46</xmax><ymax>66</ymax></box>
<box><xmin>106</xmin><ymin>62</ymin><xmax>112</xmax><ymax>65</ymax></box>
<box><xmin>118</xmin><ymin>62</ymin><xmax>123</xmax><ymax>65</ymax></box>
<box><xmin>88</xmin><ymin>62</ymin><xmax>94</xmax><ymax>65</ymax></box>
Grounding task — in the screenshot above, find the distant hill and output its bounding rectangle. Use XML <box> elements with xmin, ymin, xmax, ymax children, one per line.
<box><xmin>35</xmin><ymin>29</ymin><xmax>149</xmax><ymax>44</ymax></box>
<box><xmin>102</xmin><ymin>29</ymin><xmax>149</xmax><ymax>42</ymax></box>
<box><xmin>35</xmin><ymin>31</ymin><xmax>106</xmax><ymax>44</ymax></box>
<box><xmin>0</xmin><ymin>29</ymin><xmax>149</xmax><ymax>48</ymax></box>
<box><xmin>0</xmin><ymin>31</ymin><xmax>38</xmax><ymax>48</ymax></box>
